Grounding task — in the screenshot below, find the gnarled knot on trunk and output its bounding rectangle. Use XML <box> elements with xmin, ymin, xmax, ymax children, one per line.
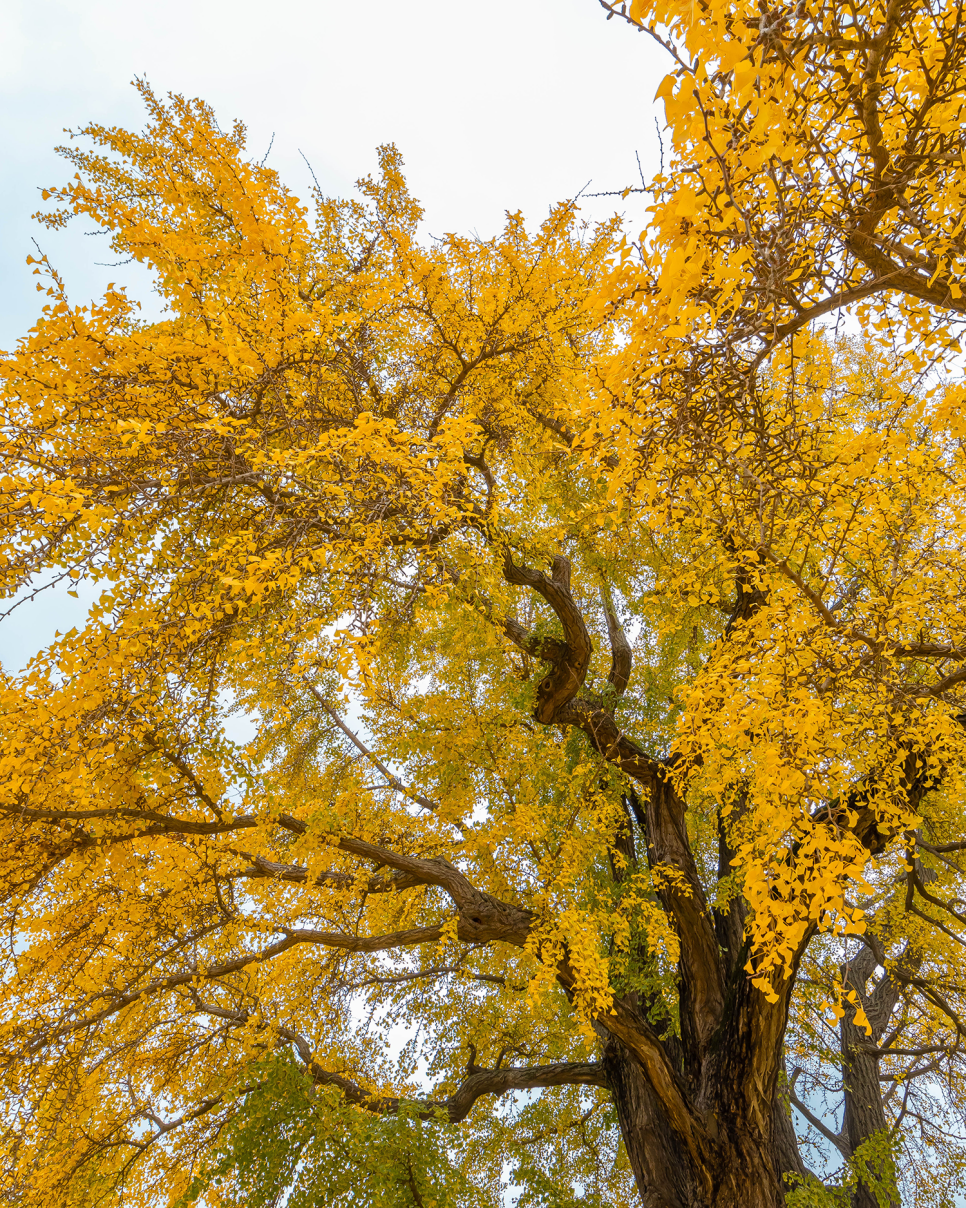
<box><xmin>455</xmin><ymin>897</ymin><xmax>536</xmax><ymax>946</ymax></box>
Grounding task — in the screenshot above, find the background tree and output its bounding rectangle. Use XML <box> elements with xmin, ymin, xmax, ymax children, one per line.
<box><xmin>2</xmin><ymin>0</ymin><xmax>966</xmax><ymax>1204</ymax></box>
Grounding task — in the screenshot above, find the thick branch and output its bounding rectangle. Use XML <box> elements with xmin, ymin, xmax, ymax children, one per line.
<box><xmin>279</xmin><ymin>925</ymin><xmax>445</xmax><ymax>953</ymax></box>
<box><xmin>600</xmin><ymin>579</ymin><xmax>632</xmax><ymax>697</ymax></box>
<box><xmin>32</xmin><ymin>924</ymin><xmax>447</xmax><ymax>1045</ymax></box>
<box><xmin>232</xmin><ymin>850</ymin><xmax>423</xmax><ymax>894</ymax></box>
<box><xmin>596</xmin><ymin>996</ymin><xmax>715</xmax><ymax>1175</ymax></box>
<box><xmin>503</xmin><ymin>551</ymin><xmax>593</xmax><ymax>723</ymax></box>
<box><xmin>6</xmin><ymin>798</ymin><xmax>534</xmax><ymax>944</ymax></box>
<box><xmin>495</xmin><ymin>558</ymin><xmax>725</xmax><ymax>1074</ymax></box>
<box><xmin>549</xmin><ymin>699</ymin><xmax>726</xmax><ymax>1063</ymax></box>
<box><xmin>279</xmin><ymin>1016</ymin><xmax>607</xmax><ymax>1121</ymax></box>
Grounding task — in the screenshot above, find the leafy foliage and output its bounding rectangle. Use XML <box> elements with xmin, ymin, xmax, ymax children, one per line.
<box><xmin>3</xmin><ymin>1</ymin><xmax>966</xmax><ymax>1205</ymax></box>
<box><xmin>180</xmin><ymin>1054</ymin><xmax>484</xmax><ymax>1208</ymax></box>
<box><xmin>177</xmin><ymin>1052</ymin><xmax>626</xmax><ymax>1208</ymax></box>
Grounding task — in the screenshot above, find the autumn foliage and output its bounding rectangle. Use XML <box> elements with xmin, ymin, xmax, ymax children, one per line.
<box><xmin>3</xmin><ymin>2</ymin><xmax>966</xmax><ymax>1206</ymax></box>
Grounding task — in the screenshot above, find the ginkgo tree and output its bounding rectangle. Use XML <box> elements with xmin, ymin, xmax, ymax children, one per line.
<box><xmin>2</xmin><ymin>0</ymin><xmax>966</xmax><ymax>1206</ymax></box>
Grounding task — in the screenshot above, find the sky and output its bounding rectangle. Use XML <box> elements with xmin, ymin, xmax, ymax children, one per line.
<box><xmin>0</xmin><ymin>0</ymin><xmax>664</xmax><ymax>671</ymax></box>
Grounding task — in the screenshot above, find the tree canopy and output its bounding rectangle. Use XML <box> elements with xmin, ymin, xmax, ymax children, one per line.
<box><xmin>3</xmin><ymin>2</ymin><xmax>966</xmax><ymax>1206</ymax></box>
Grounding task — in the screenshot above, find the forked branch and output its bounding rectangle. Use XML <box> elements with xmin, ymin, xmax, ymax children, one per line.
<box><xmin>283</xmin><ymin>1017</ymin><xmax>609</xmax><ymax>1121</ymax></box>
<box><xmin>187</xmin><ymin>1001</ymin><xmax>609</xmax><ymax>1123</ymax></box>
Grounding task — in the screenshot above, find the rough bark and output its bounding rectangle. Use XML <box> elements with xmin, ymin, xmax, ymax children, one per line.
<box><xmin>772</xmin><ymin>1087</ymin><xmax>809</xmax><ymax>1190</ymax></box>
<box><xmin>604</xmin><ymin>1040</ymin><xmax>700</xmax><ymax>1208</ymax></box>
<box><xmin>604</xmin><ymin>1031</ymin><xmax>805</xmax><ymax>1208</ymax></box>
<box><xmin>841</xmin><ymin>948</ymin><xmax>902</xmax><ymax>1208</ymax></box>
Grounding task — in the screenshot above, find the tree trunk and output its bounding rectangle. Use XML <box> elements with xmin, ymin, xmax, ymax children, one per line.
<box><xmin>604</xmin><ymin>1039</ymin><xmax>800</xmax><ymax>1208</ymax></box>
<box><xmin>841</xmin><ymin>1016</ymin><xmax>897</xmax><ymax>1208</ymax></box>
<box><xmin>594</xmin><ymin>783</ymin><xmax>809</xmax><ymax>1207</ymax></box>
<box><xmin>605</xmin><ymin>1042</ymin><xmax>700</xmax><ymax>1208</ymax></box>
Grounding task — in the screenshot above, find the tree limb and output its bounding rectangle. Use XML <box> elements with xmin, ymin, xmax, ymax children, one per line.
<box><xmin>276</xmin><ymin>1016</ymin><xmax>608</xmax><ymax>1122</ymax></box>
<box><xmin>503</xmin><ymin>551</ymin><xmax>593</xmax><ymax>723</ymax></box>
<box><xmin>599</xmin><ymin>578</ymin><xmax>632</xmax><ymax>698</ymax></box>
